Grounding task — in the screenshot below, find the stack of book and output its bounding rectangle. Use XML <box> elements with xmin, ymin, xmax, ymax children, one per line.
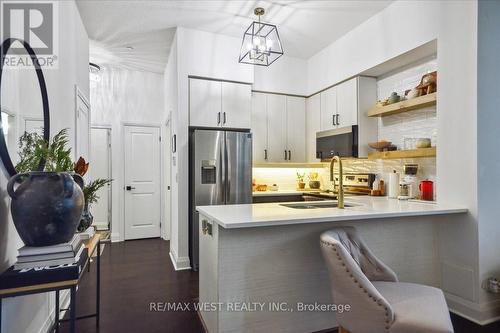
<box><xmin>79</xmin><ymin>226</ymin><xmax>96</xmax><ymax>241</ymax></box>
<box><xmin>15</xmin><ymin>234</ymin><xmax>85</xmax><ymax>270</ymax></box>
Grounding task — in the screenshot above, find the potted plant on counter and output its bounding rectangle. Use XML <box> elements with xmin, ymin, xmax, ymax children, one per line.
<box><xmin>296</xmin><ymin>172</ymin><xmax>306</xmax><ymax>190</ymax></box>
<box><xmin>308</xmin><ymin>172</ymin><xmax>321</xmax><ymax>190</ymax></box>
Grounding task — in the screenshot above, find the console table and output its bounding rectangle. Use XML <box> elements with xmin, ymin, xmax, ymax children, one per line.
<box><xmin>0</xmin><ymin>234</ymin><xmax>101</xmax><ymax>333</ymax></box>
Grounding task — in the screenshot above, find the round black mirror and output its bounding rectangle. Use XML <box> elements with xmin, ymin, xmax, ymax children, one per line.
<box><xmin>0</xmin><ymin>38</ymin><xmax>50</xmax><ymax>177</ymax></box>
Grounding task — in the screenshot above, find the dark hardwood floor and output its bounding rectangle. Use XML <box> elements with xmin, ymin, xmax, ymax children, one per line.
<box><xmin>59</xmin><ymin>238</ymin><xmax>500</xmax><ymax>333</ymax></box>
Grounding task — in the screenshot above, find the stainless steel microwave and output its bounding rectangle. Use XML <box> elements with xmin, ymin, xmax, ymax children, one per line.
<box><xmin>316</xmin><ymin>125</ymin><xmax>359</xmax><ymax>161</ymax></box>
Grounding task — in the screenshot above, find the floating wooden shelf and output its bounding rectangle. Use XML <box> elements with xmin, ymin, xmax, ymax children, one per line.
<box><xmin>367</xmin><ymin>92</ymin><xmax>437</xmax><ymax>117</ymax></box>
<box><xmin>368</xmin><ymin>147</ymin><xmax>436</xmax><ymax>160</ymax></box>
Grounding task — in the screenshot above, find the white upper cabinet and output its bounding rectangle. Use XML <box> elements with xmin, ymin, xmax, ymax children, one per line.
<box><xmin>266</xmin><ymin>94</ymin><xmax>287</xmax><ymax>162</ymax></box>
<box><xmin>251</xmin><ymin>92</ymin><xmax>268</xmax><ymax>163</ymax></box>
<box><xmin>189</xmin><ymin>78</ymin><xmax>222</xmax><ymax>128</ymax></box>
<box><xmin>336</xmin><ymin>77</ymin><xmax>358</xmax><ymax>127</ymax></box>
<box><xmin>221</xmin><ymin>82</ymin><xmax>251</xmax><ymax>129</ymax></box>
<box><xmin>286</xmin><ymin>96</ymin><xmax>306</xmax><ymax>162</ymax></box>
<box><xmin>320</xmin><ymin>86</ymin><xmax>337</xmax><ymax>131</ymax></box>
<box><xmin>319</xmin><ymin>77</ymin><xmax>359</xmax><ymax>131</ymax></box>
<box><xmin>250</xmin><ymin>92</ymin><xmax>306</xmax><ymax>163</ymax></box>
<box><xmin>189</xmin><ymin>78</ymin><xmax>251</xmax><ymax>129</ymax></box>
<box><xmin>306</xmin><ymin>94</ymin><xmax>321</xmax><ymax>162</ymax></box>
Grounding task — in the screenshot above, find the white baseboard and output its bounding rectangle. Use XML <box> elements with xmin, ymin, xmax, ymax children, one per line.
<box><xmin>446</xmin><ymin>292</ymin><xmax>500</xmax><ymax>325</ymax></box>
<box><xmin>169</xmin><ymin>249</ymin><xmax>191</xmax><ymax>271</ymax></box>
<box><xmin>111</xmin><ymin>232</ymin><xmax>121</xmax><ymax>243</ymax></box>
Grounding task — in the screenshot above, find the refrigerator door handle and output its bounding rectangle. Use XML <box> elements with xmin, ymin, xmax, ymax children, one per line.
<box><xmin>219</xmin><ymin>135</ymin><xmax>226</xmax><ymax>204</ymax></box>
<box><xmin>224</xmin><ymin>133</ymin><xmax>230</xmax><ymax>202</ymax></box>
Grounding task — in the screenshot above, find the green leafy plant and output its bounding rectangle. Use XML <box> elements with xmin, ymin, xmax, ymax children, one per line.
<box><xmin>296</xmin><ymin>172</ymin><xmax>305</xmax><ymax>183</ymax></box>
<box><xmin>15</xmin><ymin>129</ymin><xmax>113</xmax><ymax>209</ymax></box>
<box><xmin>83</xmin><ymin>178</ymin><xmax>112</xmax><ymax>207</ymax></box>
<box><xmin>16</xmin><ymin>128</ymin><xmax>73</xmax><ymax>173</ymax></box>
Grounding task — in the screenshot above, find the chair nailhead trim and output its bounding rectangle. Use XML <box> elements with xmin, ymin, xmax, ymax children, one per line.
<box><xmin>321</xmin><ymin>240</ymin><xmax>392</xmax><ymax>332</ymax></box>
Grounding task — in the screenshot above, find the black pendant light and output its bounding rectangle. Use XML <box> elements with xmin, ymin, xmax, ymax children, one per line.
<box><xmin>239</xmin><ymin>7</ymin><xmax>284</xmax><ymax>66</ymax></box>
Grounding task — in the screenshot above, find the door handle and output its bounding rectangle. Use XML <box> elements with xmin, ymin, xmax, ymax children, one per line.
<box><xmin>332</xmin><ymin>114</ymin><xmax>335</xmax><ymax>126</ymax></box>
<box><xmin>223</xmin><ymin>112</ymin><xmax>226</xmax><ymax>124</ymax></box>
<box><xmin>126</xmin><ymin>186</ymin><xmax>136</xmax><ymax>191</ymax></box>
<box><xmin>264</xmin><ymin>149</ymin><xmax>268</xmax><ymax>160</ymax></box>
<box><xmin>336</xmin><ymin>114</ymin><xmax>340</xmax><ymax>126</ymax></box>
<box><xmin>217</xmin><ymin>112</ymin><xmax>221</xmax><ymax>125</ymax></box>
<box><xmin>284</xmin><ymin>150</ymin><xmax>288</xmax><ymax>160</ymax></box>
<box><xmin>288</xmin><ymin>150</ymin><xmax>291</xmax><ymax>161</ymax></box>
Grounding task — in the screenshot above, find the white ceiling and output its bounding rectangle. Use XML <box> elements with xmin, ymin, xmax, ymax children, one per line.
<box><xmin>77</xmin><ymin>0</ymin><xmax>392</xmax><ymax>73</ymax></box>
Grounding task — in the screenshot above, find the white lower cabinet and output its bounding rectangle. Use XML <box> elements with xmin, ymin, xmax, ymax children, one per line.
<box><xmin>251</xmin><ymin>92</ymin><xmax>306</xmax><ymax>163</ymax></box>
<box><xmin>198</xmin><ymin>215</ymin><xmax>219</xmax><ymax>333</ymax></box>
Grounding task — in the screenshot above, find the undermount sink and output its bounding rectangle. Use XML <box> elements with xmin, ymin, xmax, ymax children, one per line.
<box><xmin>280</xmin><ymin>202</ymin><xmax>356</xmax><ymax>209</ymax></box>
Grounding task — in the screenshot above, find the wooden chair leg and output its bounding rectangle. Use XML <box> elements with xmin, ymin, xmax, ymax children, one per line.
<box><xmin>339</xmin><ymin>326</ymin><xmax>351</xmax><ymax>333</ymax></box>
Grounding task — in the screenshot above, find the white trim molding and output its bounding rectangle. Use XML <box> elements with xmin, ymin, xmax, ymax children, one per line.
<box><xmin>169</xmin><ymin>248</ymin><xmax>191</xmax><ymax>271</ymax></box>
<box><xmin>446</xmin><ymin>292</ymin><xmax>500</xmax><ymax>325</ymax></box>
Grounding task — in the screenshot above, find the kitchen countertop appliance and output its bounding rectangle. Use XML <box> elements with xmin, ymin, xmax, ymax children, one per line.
<box><xmin>189</xmin><ymin>128</ymin><xmax>252</xmax><ymax>271</ymax></box>
<box><xmin>331</xmin><ymin>173</ymin><xmax>376</xmax><ymax>196</ymax></box>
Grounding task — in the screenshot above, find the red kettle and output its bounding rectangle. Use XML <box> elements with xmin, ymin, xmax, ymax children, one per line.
<box><xmin>419</xmin><ymin>180</ymin><xmax>434</xmax><ymax>201</ymax></box>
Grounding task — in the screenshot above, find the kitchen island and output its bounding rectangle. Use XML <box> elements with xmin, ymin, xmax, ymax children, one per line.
<box><xmin>196</xmin><ymin>197</ymin><xmax>467</xmax><ymax>333</ymax></box>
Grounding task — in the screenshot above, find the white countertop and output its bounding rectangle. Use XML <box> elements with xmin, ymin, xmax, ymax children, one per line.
<box><xmin>197</xmin><ymin>196</ymin><xmax>468</xmax><ymax>229</ymax></box>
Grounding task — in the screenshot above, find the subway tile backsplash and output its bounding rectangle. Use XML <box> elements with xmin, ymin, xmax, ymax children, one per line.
<box><xmin>377</xmin><ymin>57</ymin><xmax>437</xmax><ymax>149</ymax></box>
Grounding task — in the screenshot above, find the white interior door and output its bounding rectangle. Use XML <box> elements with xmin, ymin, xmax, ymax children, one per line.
<box><xmin>23</xmin><ymin>117</ymin><xmax>44</xmax><ymax>135</ymax></box>
<box><xmin>76</xmin><ymin>89</ymin><xmax>90</xmax><ymax>160</ymax></box>
<box><xmin>124</xmin><ymin>125</ymin><xmax>161</xmax><ymax>240</ymax></box>
<box><xmin>91</xmin><ymin>127</ymin><xmax>111</xmax><ymax>231</ymax></box>
<box><xmin>163</xmin><ymin>120</ymin><xmax>171</xmax><ymax>240</ymax></box>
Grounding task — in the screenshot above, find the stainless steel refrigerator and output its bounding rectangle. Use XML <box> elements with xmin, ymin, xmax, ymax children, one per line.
<box><xmin>189</xmin><ymin>128</ymin><xmax>252</xmax><ymax>270</ymax></box>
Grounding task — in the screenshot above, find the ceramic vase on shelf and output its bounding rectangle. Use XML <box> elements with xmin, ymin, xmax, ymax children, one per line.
<box><xmin>78</xmin><ymin>202</ymin><xmax>94</xmax><ymax>232</ymax></box>
<box><xmin>7</xmin><ymin>172</ymin><xmax>85</xmax><ymax>246</ymax></box>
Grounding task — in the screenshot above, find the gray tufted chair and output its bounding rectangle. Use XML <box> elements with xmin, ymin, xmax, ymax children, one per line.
<box><xmin>320</xmin><ymin>227</ymin><xmax>453</xmax><ymax>333</ymax></box>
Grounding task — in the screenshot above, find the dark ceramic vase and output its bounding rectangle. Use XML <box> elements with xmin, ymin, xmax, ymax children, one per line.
<box><xmin>7</xmin><ymin>172</ymin><xmax>85</xmax><ymax>246</ymax></box>
<box><xmin>77</xmin><ymin>203</ymin><xmax>93</xmax><ymax>232</ymax></box>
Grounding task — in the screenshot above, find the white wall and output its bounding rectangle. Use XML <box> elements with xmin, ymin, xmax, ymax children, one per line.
<box><xmin>90</xmin><ymin>67</ymin><xmax>165</xmax><ymax>242</ymax></box>
<box><xmin>253</xmin><ymin>55</ymin><xmax>307</xmax><ymax>96</ymax></box>
<box><xmin>0</xmin><ymin>1</ymin><xmax>89</xmax><ymax>332</ymax></box>
<box><xmin>307</xmin><ymin>0</ymin><xmax>441</xmax><ymax>95</ymax></box>
<box><xmin>477</xmin><ymin>0</ymin><xmax>500</xmax><ymax>306</ymax></box>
